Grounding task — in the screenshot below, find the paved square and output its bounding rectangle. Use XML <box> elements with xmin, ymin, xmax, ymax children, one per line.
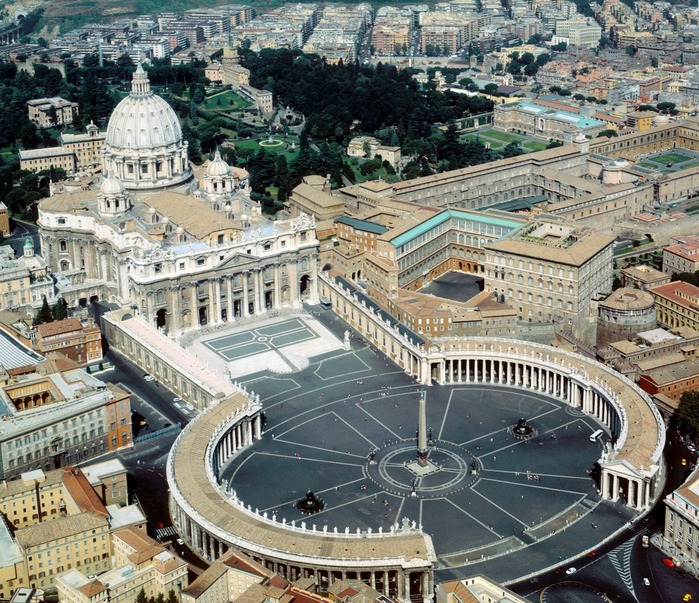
<box><xmin>184</xmin><ymin>312</ymin><xmax>344</xmax><ymax>379</ymax></box>
<box><xmin>202</xmin><ymin>319</ymin><xmax>320</xmax><ymax>361</ymax></box>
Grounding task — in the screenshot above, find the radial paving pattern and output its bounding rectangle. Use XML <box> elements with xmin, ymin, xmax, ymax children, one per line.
<box><xmin>221</xmin><ymin>376</ymin><xmax>613</xmax><ymax>574</ymax></box>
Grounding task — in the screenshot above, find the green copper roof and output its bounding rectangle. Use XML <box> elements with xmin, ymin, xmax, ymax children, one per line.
<box><xmin>390</xmin><ymin>209</ymin><xmax>523</xmax><ymax>248</ymax></box>
<box><xmin>335</xmin><ymin>216</ymin><xmax>388</xmax><ymax>235</ymax></box>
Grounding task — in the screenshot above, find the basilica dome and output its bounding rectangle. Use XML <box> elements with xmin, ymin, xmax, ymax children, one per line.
<box><xmin>102</xmin><ymin>63</ymin><xmax>192</xmax><ymax>192</ymax></box>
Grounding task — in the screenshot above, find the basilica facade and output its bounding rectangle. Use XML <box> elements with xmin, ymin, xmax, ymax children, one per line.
<box><xmin>38</xmin><ymin>65</ymin><xmax>319</xmax><ymax>334</ymax></box>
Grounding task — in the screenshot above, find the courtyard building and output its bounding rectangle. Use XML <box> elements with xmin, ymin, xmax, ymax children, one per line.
<box><xmin>483</xmin><ymin>217</ymin><xmax>615</xmax><ymax>328</ymax></box>
<box><xmin>56</xmin><ymin>527</ymin><xmax>188</xmax><ymax>603</ymax></box>
<box><xmin>0</xmin><ymin>345</ymin><xmax>132</xmax><ymax>481</ymax></box>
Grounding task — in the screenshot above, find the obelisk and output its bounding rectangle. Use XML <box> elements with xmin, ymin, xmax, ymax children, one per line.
<box><xmin>417</xmin><ymin>390</ymin><xmax>428</xmax><ymax>467</ymax></box>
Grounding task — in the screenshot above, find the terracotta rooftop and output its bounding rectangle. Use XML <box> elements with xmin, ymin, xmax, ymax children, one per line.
<box><xmin>62</xmin><ymin>467</ymin><xmax>109</xmax><ymax>518</ymax></box>
<box><xmin>36</xmin><ymin>318</ymin><xmax>84</xmax><ymax>338</ymax></box>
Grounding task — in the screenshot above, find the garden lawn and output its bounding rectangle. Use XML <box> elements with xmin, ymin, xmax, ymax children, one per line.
<box><xmin>479</xmin><ymin>130</ymin><xmax>527</xmax><ymax>143</ymax></box>
<box><xmin>654</xmin><ymin>152</ymin><xmax>692</xmax><ymax>164</ymax></box>
<box><xmin>203</xmin><ymin>91</ymin><xmax>250</xmax><ymax>111</ymax></box>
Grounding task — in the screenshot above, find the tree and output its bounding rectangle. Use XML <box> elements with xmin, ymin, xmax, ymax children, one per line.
<box><xmin>166</xmin><ymin>591</ymin><xmax>178</xmax><ymax>603</ymax></box>
<box><xmin>625</xmin><ymin>45</ymin><xmax>636</xmax><ymax>56</ymax></box>
<box><xmin>612</xmin><ymin>276</ymin><xmax>622</xmax><ymax>291</ymax></box>
<box><xmin>135</xmin><ymin>589</ymin><xmax>148</xmax><ymax>603</ymax></box>
<box><xmin>676</xmin><ymin>391</ymin><xmax>699</xmax><ymax>436</ymax></box>
<box><xmin>597</xmin><ymin>129</ymin><xmax>618</xmax><ymax>138</ymax></box>
<box><xmin>52</xmin><ymin>298</ymin><xmax>68</xmax><ymax>321</ymax></box>
<box><xmin>524</xmin><ymin>63</ymin><xmax>539</xmax><ymax>77</ymax></box>
<box><xmin>501</xmin><ymin>140</ymin><xmax>523</xmax><ymax>158</ymax></box>
<box><xmin>483</xmin><ymin>83</ymin><xmax>499</xmax><ymax>96</ymax></box>
<box><xmin>551</xmin><ymin>42</ymin><xmax>567</xmax><ymax>52</ymax></box>
<box><xmin>33</xmin><ymin>296</ymin><xmax>53</xmax><ymax>326</ymax></box>
<box><xmin>536</xmin><ymin>53</ymin><xmax>551</xmax><ymax>67</ymax></box>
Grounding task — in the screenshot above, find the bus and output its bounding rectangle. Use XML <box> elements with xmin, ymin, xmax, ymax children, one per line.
<box><xmin>589</xmin><ymin>429</ymin><xmax>603</xmax><ymax>443</ymax></box>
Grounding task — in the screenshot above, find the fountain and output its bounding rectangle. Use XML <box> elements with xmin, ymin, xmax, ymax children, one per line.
<box><xmin>295</xmin><ymin>490</ymin><xmax>325</xmax><ymax>515</ymax></box>
<box><xmin>512</xmin><ymin>417</ymin><xmax>535</xmax><ymax>440</ymax></box>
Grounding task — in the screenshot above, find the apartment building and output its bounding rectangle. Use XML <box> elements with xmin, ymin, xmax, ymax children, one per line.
<box><xmin>0</xmin><ymin>465</ymin><xmax>138</xmax><ymax>596</ymax></box>
<box><xmin>26</xmin><ymin>97</ymin><xmax>78</xmax><ymax>129</ymax></box>
<box><xmin>34</xmin><ymin>316</ymin><xmax>103</xmax><ymax>366</ymax></box>
<box><xmin>57</xmin><ymin>528</ymin><xmax>188</xmax><ymax>603</ymax></box>
<box><xmin>649</xmin><ymin>281</ymin><xmax>699</xmax><ymax>332</ymax></box>
<box><xmin>182</xmin><ymin>549</ymin><xmax>274</xmax><ymax>603</ymax></box>
<box><xmin>638</xmin><ymin>357</ymin><xmax>699</xmax><ymax>403</ymax></box>
<box><xmin>663</xmin><ymin>235</ymin><xmax>699</xmax><ymax>275</ymax></box>
<box><xmin>664</xmin><ymin>467</ymin><xmax>699</xmax><ymax>566</ymax></box>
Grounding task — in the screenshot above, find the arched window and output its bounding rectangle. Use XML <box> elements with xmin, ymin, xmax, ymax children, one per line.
<box><xmin>59</xmin><ymin>241</ymin><xmax>67</xmax><ymax>252</ymax></box>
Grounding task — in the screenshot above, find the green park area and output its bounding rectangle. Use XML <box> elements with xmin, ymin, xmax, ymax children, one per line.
<box><xmin>654</xmin><ymin>152</ymin><xmax>693</xmax><ymax>165</ymax></box>
<box><xmin>463</xmin><ymin>128</ymin><xmax>549</xmax><ymax>154</ymax></box>
<box><xmin>232</xmin><ymin>137</ymin><xmax>300</xmax><ymax>162</ymax></box>
<box><xmin>203</xmin><ymin>90</ymin><xmax>251</xmax><ymax>112</ymax></box>
<box><xmin>638</xmin><ymin>149</ymin><xmax>699</xmax><ymax>173</ymax></box>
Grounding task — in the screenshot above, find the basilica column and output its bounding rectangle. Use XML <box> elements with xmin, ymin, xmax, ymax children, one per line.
<box><xmin>288</xmin><ymin>262</ymin><xmax>300</xmax><ymax>306</ymax></box>
<box><xmin>215</xmin><ymin>278</ymin><xmax>223</xmax><ymax>322</ymax></box>
<box><xmin>169</xmin><ymin>287</ymin><xmax>181</xmax><ymax>332</ymax></box>
<box><xmin>191</xmin><ymin>284</ymin><xmax>199</xmax><ymax>327</ymax></box>
<box><xmin>226</xmin><ymin>277</ymin><xmax>233</xmax><ymax>320</ymax></box>
<box><xmin>242</xmin><ymin>273</ymin><xmax>250</xmax><ymax>317</ymax></box>
<box><xmin>274</xmin><ymin>264</ymin><xmax>281</xmax><ymax>309</ymax></box>
<box><xmin>207</xmin><ymin>279</ymin><xmax>216</xmax><ymax>324</ymax></box>
<box><xmin>256</xmin><ymin>269</ymin><xmax>265</xmax><ymax>313</ymax></box>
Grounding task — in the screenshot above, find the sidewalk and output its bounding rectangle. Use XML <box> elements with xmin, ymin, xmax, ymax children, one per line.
<box><xmin>651</xmin><ymin>532</ymin><xmax>699</xmax><ymax>578</ymax></box>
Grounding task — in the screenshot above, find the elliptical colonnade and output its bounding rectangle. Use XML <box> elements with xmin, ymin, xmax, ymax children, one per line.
<box><xmin>167</xmin><ymin>391</ymin><xmax>435</xmax><ymax>603</ymax></box>
<box><xmin>320</xmin><ymin>273</ymin><xmax>665</xmax><ymax>511</ymax></box>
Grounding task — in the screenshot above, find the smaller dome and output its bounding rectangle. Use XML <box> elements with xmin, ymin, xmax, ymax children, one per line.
<box><xmin>148</xmin><ymin>207</ymin><xmax>156</xmax><ymax>214</ymax></box>
<box><xmin>176</xmin><ymin>226</ymin><xmax>184</xmax><ymax>234</ymax></box>
<box><xmin>162</xmin><ymin>216</ymin><xmax>170</xmax><ymax>224</ymax></box>
<box><xmin>207</xmin><ymin>149</ymin><xmax>231</xmax><ymax>177</ymax></box>
<box><xmin>101</xmin><ymin>173</ymin><xmax>125</xmax><ymax>196</ymax></box>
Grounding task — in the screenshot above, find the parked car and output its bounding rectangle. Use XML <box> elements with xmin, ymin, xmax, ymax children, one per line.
<box><xmin>662</xmin><ymin>558</ymin><xmax>675</xmax><ymax>567</ymax></box>
<box><xmin>565</xmin><ymin>567</ymin><xmax>577</xmax><ymax>575</ymax></box>
<box><xmin>643</xmin><ymin>578</ymin><xmax>650</xmax><ymax>586</ymax></box>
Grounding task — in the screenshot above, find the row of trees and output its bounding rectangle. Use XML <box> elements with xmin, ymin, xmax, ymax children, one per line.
<box><xmin>33</xmin><ymin>296</ymin><xmax>68</xmax><ymax>326</ymax></box>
